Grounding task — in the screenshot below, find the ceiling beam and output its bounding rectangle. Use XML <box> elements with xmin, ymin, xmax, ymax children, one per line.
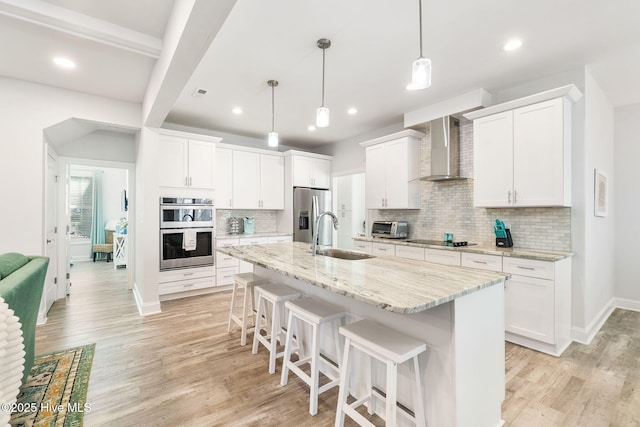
<box><xmin>0</xmin><ymin>0</ymin><xmax>162</xmax><ymax>58</ymax></box>
<box><xmin>142</xmin><ymin>0</ymin><xmax>237</xmax><ymax>128</ymax></box>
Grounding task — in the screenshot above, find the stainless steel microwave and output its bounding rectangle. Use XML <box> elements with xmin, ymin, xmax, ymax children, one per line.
<box><xmin>371</xmin><ymin>221</ymin><xmax>408</xmax><ymax>239</ymax></box>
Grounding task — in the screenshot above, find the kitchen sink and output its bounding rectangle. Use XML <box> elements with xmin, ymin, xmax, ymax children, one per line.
<box><xmin>315</xmin><ymin>248</ymin><xmax>375</xmax><ymax>260</ymax></box>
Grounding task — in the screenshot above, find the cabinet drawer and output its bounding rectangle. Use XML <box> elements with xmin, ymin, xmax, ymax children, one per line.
<box><xmin>424</xmin><ymin>248</ymin><xmax>461</xmax><ymax>266</ymax></box>
<box><xmin>216</xmin><ymin>237</ymin><xmax>239</xmax><ymax>247</ymax></box>
<box><xmin>159</xmin><ymin>266</ymin><xmax>215</xmax><ymax>284</ymax></box>
<box><xmin>268</xmin><ymin>235</ymin><xmax>292</xmax><ymax>243</ymax></box>
<box><xmin>395</xmin><ymin>245</ymin><xmax>425</xmax><ymax>261</ymax></box>
<box><xmin>372</xmin><ymin>242</ymin><xmax>395</xmax><ymax>257</ymax></box>
<box><xmin>461</xmin><ymin>252</ymin><xmax>502</xmax><ymax>272</ymax></box>
<box><xmin>352</xmin><ymin>240</ymin><xmax>372</xmax><ymax>254</ymax></box>
<box><xmin>216</xmin><ymin>252</ymin><xmax>239</xmax><ymax>268</ymax></box>
<box><xmin>217</xmin><ymin>266</ymin><xmax>239</xmax><ymax>286</ymax></box>
<box><xmin>240</xmin><ymin>236</ymin><xmax>270</xmax><ymax>245</ymax></box>
<box><xmin>159</xmin><ymin>276</ymin><xmax>215</xmax><ymax>295</ymax></box>
<box><xmin>503</xmin><ymin>257</ymin><xmax>554</xmax><ymax>280</ymax></box>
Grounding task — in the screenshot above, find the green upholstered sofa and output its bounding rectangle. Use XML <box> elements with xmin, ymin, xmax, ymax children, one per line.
<box><xmin>0</xmin><ymin>253</ymin><xmax>49</xmax><ymax>384</ymax></box>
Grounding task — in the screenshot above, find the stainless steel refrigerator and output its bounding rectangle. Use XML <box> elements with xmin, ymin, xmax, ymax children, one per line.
<box><xmin>293</xmin><ymin>187</ymin><xmax>333</xmax><ymax>245</ymax></box>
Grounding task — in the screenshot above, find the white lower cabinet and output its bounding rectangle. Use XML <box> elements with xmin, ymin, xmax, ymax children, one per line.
<box><xmin>372</xmin><ymin>242</ymin><xmax>395</xmax><ymax>257</ymax></box>
<box><xmin>502</xmin><ymin>256</ymin><xmax>571</xmax><ymax>356</ymax></box>
<box><xmin>395</xmin><ymin>245</ymin><xmax>425</xmax><ymax>261</ymax></box>
<box><xmin>353</xmin><ymin>238</ymin><xmax>572</xmax><ymax>356</ymax></box>
<box><xmin>352</xmin><ymin>240</ymin><xmax>373</xmax><ymax>254</ymax></box>
<box><xmin>461</xmin><ymin>252</ymin><xmax>502</xmax><ymax>271</ymax></box>
<box><xmin>216</xmin><ymin>235</ymin><xmax>292</xmax><ymax>283</ymax></box>
<box><xmin>158</xmin><ymin>265</ymin><xmax>216</xmax><ymax>299</ymax></box>
<box><xmin>424</xmin><ymin>248</ymin><xmax>461</xmax><ymax>266</ymax></box>
<box><xmin>504</xmin><ymin>274</ymin><xmax>555</xmax><ymax>343</ymax></box>
<box><xmin>216</xmin><ymin>237</ymin><xmax>239</xmax><ymax>286</ymax></box>
<box><xmin>268</xmin><ymin>235</ymin><xmax>293</xmax><ymax>244</ymax></box>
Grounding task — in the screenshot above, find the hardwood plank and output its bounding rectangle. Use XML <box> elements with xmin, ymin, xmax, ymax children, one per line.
<box><xmin>34</xmin><ymin>262</ymin><xmax>640</xmax><ymax>426</ymax></box>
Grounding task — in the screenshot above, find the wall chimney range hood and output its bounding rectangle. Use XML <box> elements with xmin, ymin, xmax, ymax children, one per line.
<box><xmin>421</xmin><ymin>116</ymin><xmax>466</xmax><ymax>181</ymax></box>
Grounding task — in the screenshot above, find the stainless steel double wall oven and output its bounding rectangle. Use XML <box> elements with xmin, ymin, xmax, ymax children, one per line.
<box><xmin>159</xmin><ymin>197</ymin><xmax>214</xmax><ymax>270</ymax></box>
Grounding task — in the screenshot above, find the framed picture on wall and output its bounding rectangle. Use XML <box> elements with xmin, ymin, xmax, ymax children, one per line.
<box><xmin>594</xmin><ymin>169</ymin><xmax>608</xmax><ymax>217</ymax></box>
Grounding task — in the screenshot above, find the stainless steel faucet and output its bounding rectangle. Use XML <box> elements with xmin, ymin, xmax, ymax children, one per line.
<box><xmin>312</xmin><ymin>211</ymin><xmax>339</xmax><ymax>256</ymax></box>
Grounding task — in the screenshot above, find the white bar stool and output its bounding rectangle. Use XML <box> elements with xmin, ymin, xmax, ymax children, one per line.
<box><xmin>227</xmin><ymin>272</ymin><xmax>268</xmax><ymax>346</ymax></box>
<box><xmin>280</xmin><ymin>297</ymin><xmax>346</xmax><ymax>416</ymax></box>
<box><xmin>252</xmin><ymin>283</ymin><xmax>303</xmax><ymax>374</ymax></box>
<box><xmin>335</xmin><ymin>319</ymin><xmax>427</xmax><ymax>427</ymax></box>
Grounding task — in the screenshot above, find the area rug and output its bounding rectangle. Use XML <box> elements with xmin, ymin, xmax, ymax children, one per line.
<box><xmin>9</xmin><ymin>343</ymin><xmax>95</xmax><ymax>427</ymax></box>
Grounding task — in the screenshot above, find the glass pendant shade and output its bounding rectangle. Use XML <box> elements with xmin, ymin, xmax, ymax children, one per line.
<box><xmin>268</xmin><ymin>131</ymin><xmax>278</xmax><ymax>147</ymax></box>
<box><xmin>316</xmin><ymin>106</ymin><xmax>330</xmax><ymax>128</ymax></box>
<box><xmin>407</xmin><ymin>57</ymin><xmax>432</xmax><ymax>90</ymax></box>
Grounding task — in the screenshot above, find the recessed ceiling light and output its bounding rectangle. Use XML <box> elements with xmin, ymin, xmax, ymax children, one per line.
<box><xmin>308</xmin><ymin>125</ymin><xmax>316</xmax><ymax>132</ymax></box>
<box><xmin>347</xmin><ymin>108</ymin><xmax>358</xmax><ymax>115</ymax></box>
<box><xmin>53</xmin><ymin>57</ymin><xmax>76</xmax><ymax>69</ymax></box>
<box><xmin>503</xmin><ymin>39</ymin><xmax>522</xmax><ymax>52</ymax></box>
<box><xmin>232</xmin><ymin>107</ymin><xmax>243</xmax><ymax>115</ymax></box>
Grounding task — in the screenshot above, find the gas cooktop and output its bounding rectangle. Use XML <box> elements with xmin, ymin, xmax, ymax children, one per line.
<box><xmin>404</xmin><ymin>239</ymin><xmax>476</xmax><ymax>247</ymax></box>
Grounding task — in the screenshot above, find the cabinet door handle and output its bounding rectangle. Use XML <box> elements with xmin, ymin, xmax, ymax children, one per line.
<box><xmin>183</xmin><ymin>272</ymin><xmax>194</xmax><ymax>276</ymax></box>
<box><xmin>185</xmin><ymin>177</ymin><xmax>188</xmax><ymax>186</ymax></box>
<box><xmin>229</xmin><ymin>199</ymin><xmax>232</xmax><ymax>208</ymax></box>
<box><xmin>508</xmin><ymin>190</ymin><xmax>511</xmax><ymax>204</ymax></box>
<box><xmin>514</xmin><ymin>190</ymin><xmax>518</xmax><ymax>204</ymax></box>
<box><xmin>184</xmin><ymin>283</ymin><xmax>194</xmax><ymax>287</ymax></box>
<box><xmin>189</xmin><ymin>177</ymin><xmax>192</xmax><ymax>186</ymax></box>
<box><xmin>472</xmin><ymin>260</ymin><xmax>488</xmax><ymax>264</ymax></box>
<box><xmin>517</xmin><ymin>265</ymin><xmax>535</xmax><ymax>270</ymax></box>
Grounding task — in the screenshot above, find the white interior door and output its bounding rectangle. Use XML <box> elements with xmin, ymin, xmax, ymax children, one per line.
<box><xmin>44</xmin><ymin>153</ymin><xmax>58</xmax><ymax>316</ymax></box>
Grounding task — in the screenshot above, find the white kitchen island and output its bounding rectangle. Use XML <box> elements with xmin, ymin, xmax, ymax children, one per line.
<box><xmin>217</xmin><ymin>242</ymin><xmax>510</xmax><ymax>427</ymax></box>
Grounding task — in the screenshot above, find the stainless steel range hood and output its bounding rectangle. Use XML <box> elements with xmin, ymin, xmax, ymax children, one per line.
<box><xmin>420</xmin><ymin>116</ymin><xmax>466</xmax><ymax>181</ymax></box>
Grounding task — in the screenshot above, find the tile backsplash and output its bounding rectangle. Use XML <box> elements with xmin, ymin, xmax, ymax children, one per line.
<box><xmin>372</xmin><ymin>119</ymin><xmax>572</xmax><ymax>252</ymax></box>
<box><xmin>216</xmin><ymin>209</ymin><xmax>279</xmax><ymax>235</ymax></box>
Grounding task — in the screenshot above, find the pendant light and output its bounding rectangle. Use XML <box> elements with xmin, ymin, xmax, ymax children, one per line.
<box><xmin>267</xmin><ymin>80</ymin><xmax>279</xmax><ymax>147</ymax></box>
<box><xmin>407</xmin><ymin>0</ymin><xmax>432</xmax><ymax>90</ymax></box>
<box><xmin>316</xmin><ymin>38</ymin><xmax>331</xmax><ymax>128</ymax></box>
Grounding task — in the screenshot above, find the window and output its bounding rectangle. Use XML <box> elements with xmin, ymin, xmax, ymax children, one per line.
<box><xmin>69</xmin><ymin>176</ymin><xmax>93</xmax><ymax>241</ymax></box>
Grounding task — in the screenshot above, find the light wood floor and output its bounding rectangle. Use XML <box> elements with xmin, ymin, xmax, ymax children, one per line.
<box><xmin>35</xmin><ymin>262</ymin><xmax>640</xmax><ymax>426</ymax></box>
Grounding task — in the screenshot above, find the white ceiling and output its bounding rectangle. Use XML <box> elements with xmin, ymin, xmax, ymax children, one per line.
<box><xmin>2</xmin><ymin>0</ymin><xmax>640</xmax><ymax>148</ymax></box>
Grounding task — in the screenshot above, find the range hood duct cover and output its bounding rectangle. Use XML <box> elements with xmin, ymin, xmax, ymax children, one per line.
<box><xmin>421</xmin><ymin>116</ymin><xmax>466</xmax><ymax>181</ymax></box>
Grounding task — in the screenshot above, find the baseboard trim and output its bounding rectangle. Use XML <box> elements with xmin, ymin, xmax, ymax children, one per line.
<box><xmin>132</xmin><ymin>283</ymin><xmax>161</xmax><ymax>316</ymax></box>
<box><xmin>612</xmin><ymin>297</ymin><xmax>640</xmax><ymax>312</ymax></box>
<box><xmin>571</xmin><ymin>297</ymin><xmax>640</xmax><ymax>345</ymax></box>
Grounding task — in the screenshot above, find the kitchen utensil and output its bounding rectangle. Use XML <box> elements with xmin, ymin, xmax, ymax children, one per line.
<box><xmin>494</xmin><ymin>220</ymin><xmax>507</xmax><ymax>239</ymax></box>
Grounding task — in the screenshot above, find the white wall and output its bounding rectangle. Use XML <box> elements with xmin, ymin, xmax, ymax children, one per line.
<box><xmin>317</xmin><ymin>122</ymin><xmax>404</xmax><ymax>175</ymax></box>
<box><xmin>614</xmin><ymin>103</ymin><xmax>640</xmax><ymax>303</ymax></box>
<box><xmin>572</xmin><ymin>68</ymin><xmax>615</xmax><ymax>341</ymax></box>
<box><xmin>0</xmin><ymin>77</ymin><xmax>141</xmax><ymax>256</ymax></box>
<box><xmin>56</xmin><ymin>130</ymin><xmax>136</xmax><ymax>163</ymax></box>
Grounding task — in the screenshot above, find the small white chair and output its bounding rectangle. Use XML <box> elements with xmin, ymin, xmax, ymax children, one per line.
<box><xmin>280</xmin><ymin>297</ymin><xmax>346</xmax><ymax>416</ymax></box>
<box><xmin>335</xmin><ymin>319</ymin><xmax>427</xmax><ymax>427</ymax></box>
<box><xmin>252</xmin><ymin>283</ymin><xmax>302</xmax><ymax>374</ymax></box>
<box><xmin>227</xmin><ymin>273</ymin><xmax>268</xmax><ymax>346</ymax></box>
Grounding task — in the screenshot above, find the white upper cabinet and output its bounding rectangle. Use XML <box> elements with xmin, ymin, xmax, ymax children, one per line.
<box><xmin>232</xmin><ymin>151</ymin><xmax>284</xmax><ymax>209</ymax></box>
<box><xmin>158</xmin><ymin>133</ymin><xmax>219</xmax><ymax>189</ymax></box>
<box><xmin>362</xmin><ymin>130</ymin><xmax>423</xmax><ymax>209</ymax></box>
<box><xmin>292</xmin><ymin>155</ymin><xmax>331</xmax><ymax>189</ymax></box>
<box><xmin>259</xmin><ymin>154</ymin><xmax>285</xmax><ymax>209</ymax></box>
<box><xmin>468</xmin><ymin>86</ymin><xmax>580</xmax><ymax>208</ymax></box>
<box><xmin>215</xmin><ymin>147</ymin><xmax>233</xmax><ymax>208</ymax></box>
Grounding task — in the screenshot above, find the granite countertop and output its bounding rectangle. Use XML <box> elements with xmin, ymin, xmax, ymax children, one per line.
<box><xmin>216</xmin><ymin>242</ymin><xmax>509</xmax><ymax>314</ymax></box>
<box><xmin>353</xmin><ymin>236</ymin><xmax>572</xmax><ymax>262</ymax></box>
<box><xmin>216</xmin><ymin>232</ymin><xmax>292</xmax><ymax>239</ymax></box>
